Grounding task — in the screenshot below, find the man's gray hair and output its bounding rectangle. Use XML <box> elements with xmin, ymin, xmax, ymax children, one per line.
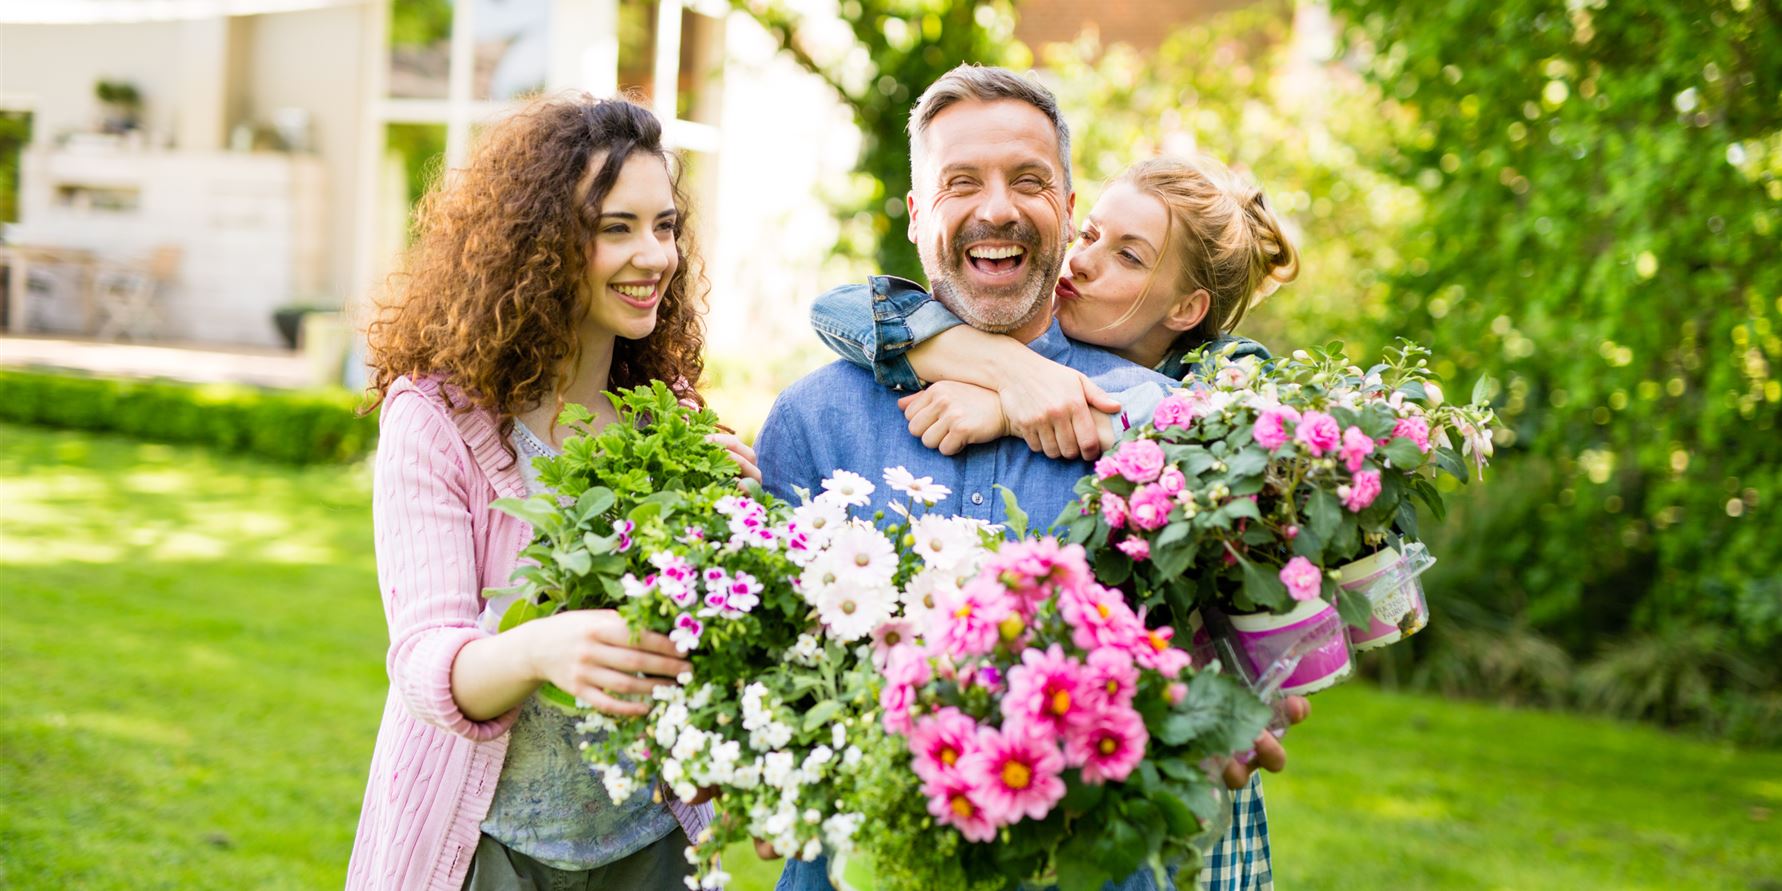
<box><xmin>907</xmin><ymin>64</ymin><xmax>1073</xmax><ymax>196</ymax></box>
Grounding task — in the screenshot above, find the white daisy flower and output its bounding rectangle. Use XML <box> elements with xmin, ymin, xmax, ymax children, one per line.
<box><xmin>789</xmin><ymin>498</ymin><xmax>847</xmax><ymax>547</ymax></box>
<box><xmin>818</xmin><ymin>470</ymin><xmax>875</xmax><ymax>507</ymax></box>
<box><xmin>822</xmin><ymin>520</ymin><xmax>898</xmax><ymax>585</ymax></box>
<box><xmin>908</xmin><ymin>514</ymin><xmax>983</xmax><ymax>573</ymax></box>
<box><xmin>816</xmin><ymin>579</ymin><xmax>897</xmax><ymax>641</ymax></box>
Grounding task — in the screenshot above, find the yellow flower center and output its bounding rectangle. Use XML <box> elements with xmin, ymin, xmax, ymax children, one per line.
<box><xmin>1095</xmin><ymin>603</ymin><xmax>1111</xmax><ymax>620</ymax></box>
<box><xmin>1106</xmin><ymin>679</ymin><xmax>1120</xmax><ymax>695</ymax></box>
<box><xmin>1148</xmin><ymin>631</ymin><xmax>1168</xmax><ymax>652</ymax></box>
<box><xmin>940</xmin><ymin>747</ymin><xmax>958</xmax><ymax>766</ymax></box>
<box><xmin>854</xmin><ymin>553</ymin><xmax>871</xmax><ymax>567</ymax></box>
<box><xmin>953</xmin><ymin>603</ymin><xmax>973</xmax><ymax>619</ymax></box>
<box><xmin>950</xmin><ymin>795</ymin><xmax>975</xmax><ymax>818</ymax></box>
<box><xmin>1098</xmin><ymin>737</ymin><xmax>1119</xmax><ymax>756</ymax></box>
<box><xmin>1050</xmin><ymin>690</ymin><xmax>1072</xmax><ymax>716</ymax></box>
<box><xmin>1002</xmin><ymin>761</ymin><xmax>1032</xmax><ymax>790</ymax></box>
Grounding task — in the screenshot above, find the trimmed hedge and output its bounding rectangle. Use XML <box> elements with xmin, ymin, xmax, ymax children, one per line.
<box><xmin>0</xmin><ymin>368</ymin><xmax>376</xmax><ymax>464</ymax></box>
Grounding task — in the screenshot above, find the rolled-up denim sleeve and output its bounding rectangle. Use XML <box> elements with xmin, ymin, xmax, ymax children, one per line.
<box><xmin>1112</xmin><ymin>381</ymin><xmax>1168</xmax><ymax>431</ymax></box>
<box><xmin>809</xmin><ymin>278</ymin><xmax>963</xmax><ymax>392</ymax></box>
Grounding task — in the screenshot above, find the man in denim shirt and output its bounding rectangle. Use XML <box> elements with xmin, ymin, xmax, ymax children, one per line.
<box><xmin>758</xmin><ymin>65</ymin><xmax>1291</xmax><ymax>891</ymax></box>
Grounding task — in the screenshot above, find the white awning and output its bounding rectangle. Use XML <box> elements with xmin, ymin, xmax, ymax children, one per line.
<box><xmin>0</xmin><ymin>0</ymin><xmax>366</xmax><ymax>25</ymax></box>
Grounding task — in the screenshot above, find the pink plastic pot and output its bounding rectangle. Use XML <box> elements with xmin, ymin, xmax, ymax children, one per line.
<box><xmin>1339</xmin><ymin>545</ymin><xmax>1433</xmax><ymax>652</ymax></box>
<box><xmin>1228</xmin><ymin>598</ymin><xmax>1353</xmax><ymax>696</ymax></box>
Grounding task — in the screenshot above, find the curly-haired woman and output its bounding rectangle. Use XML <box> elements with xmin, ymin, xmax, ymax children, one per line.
<box><xmin>346</xmin><ymin>95</ymin><xmax>751</xmax><ymax>891</ymax></box>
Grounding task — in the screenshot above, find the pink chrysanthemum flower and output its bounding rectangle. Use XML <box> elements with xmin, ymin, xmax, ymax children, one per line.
<box><xmin>1127</xmin><ymin>484</ymin><xmax>1174</xmax><ymax>531</ymax></box>
<box><xmin>1341</xmin><ymin>469</ymin><xmax>1383</xmax><ymax>512</ymax></box>
<box><xmin>1339</xmin><ymin>425</ymin><xmax>1376</xmax><ymax>473</ymax></box>
<box><xmin>1132</xmin><ymin>624</ymin><xmax>1192</xmax><ymax>677</ymax></box>
<box><xmin>1059</xmin><ymin>584</ymin><xmax>1143</xmax><ymax>652</ymax></box>
<box><xmin>1280</xmin><ymin>556</ymin><xmax>1323</xmax><ymax>601</ymax></box>
<box><xmin>1112</xmin><ymin>439</ymin><xmax>1166</xmax><ymax>484</ymax></box>
<box><xmin>908</xmin><ymin>706</ymin><xmax>980</xmax><ymax>783</ymax></box>
<box><xmin>1252</xmin><ymin>405</ymin><xmax>1300</xmax><ymax>450</ymax></box>
<box><xmin>934</xmin><ymin>575</ymin><xmax>1015</xmax><ymax>657</ymax></box>
<box><xmin>1067</xmin><ymin>707</ymin><xmax>1149</xmax><ymax>784</ymax></box>
<box><xmin>923</xmin><ymin>774</ymin><xmax>1001</xmax><ymax>843</ymax></box>
<box><xmin>1001</xmin><ymin>644</ymin><xmax>1092</xmax><ymax>740</ymax></box>
<box><xmin>1296</xmin><ymin>410</ymin><xmax>1341</xmax><ymax>456</ymax></box>
<box><xmin>880</xmin><ymin>645</ymin><xmax>932</xmax><ymax>734</ymax></box>
<box><xmin>959</xmin><ymin>725</ymin><xmax>1067</xmax><ymax>824</ymax></box>
<box><xmin>1082</xmin><ymin>646</ymin><xmax>1139</xmax><ymax>711</ymax></box>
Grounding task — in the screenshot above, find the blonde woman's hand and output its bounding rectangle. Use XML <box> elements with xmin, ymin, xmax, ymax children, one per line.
<box><xmin>992</xmin><ymin>362</ymin><xmax>1123</xmax><ymax>460</ymax></box>
<box><xmin>898</xmin><ymin>382</ymin><xmax>1007</xmax><ymax>455</ymax></box>
<box><xmin>708</xmin><ymin>432</ymin><xmax>760</xmax><ymax>483</ymax></box>
<box><xmin>526</xmin><ymin>609</ymin><xmax>691</xmax><ymax>717</ymax></box>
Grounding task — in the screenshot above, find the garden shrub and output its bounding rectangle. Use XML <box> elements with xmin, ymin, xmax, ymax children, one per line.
<box><xmin>0</xmin><ymin>368</ymin><xmax>374</xmax><ymax>464</ymax></box>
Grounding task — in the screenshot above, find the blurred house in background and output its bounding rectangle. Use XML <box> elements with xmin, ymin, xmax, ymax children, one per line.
<box><xmin>0</xmin><ymin>0</ymin><xmax>856</xmax><ymax>360</ymax></box>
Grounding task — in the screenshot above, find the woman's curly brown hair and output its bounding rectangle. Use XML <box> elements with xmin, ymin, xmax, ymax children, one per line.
<box><xmin>363</xmin><ymin>94</ymin><xmax>706</xmax><ymax>438</ymax></box>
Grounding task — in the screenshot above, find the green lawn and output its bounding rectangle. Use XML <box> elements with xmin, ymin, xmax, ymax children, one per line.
<box><xmin>2</xmin><ymin>423</ymin><xmax>1778</xmax><ymax>890</ymax></box>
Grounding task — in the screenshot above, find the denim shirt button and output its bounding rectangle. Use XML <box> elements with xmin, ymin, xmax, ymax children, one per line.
<box><xmin>971</xmin><ymin>492</ymin><xmax>984</xmax><ymax>505</ymax></box>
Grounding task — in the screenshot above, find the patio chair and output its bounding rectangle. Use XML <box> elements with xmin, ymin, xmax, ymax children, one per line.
<box><xmin>94</xmin><ymin>246</ymin><xmax>181</xmax><ymax>341</ymax></box>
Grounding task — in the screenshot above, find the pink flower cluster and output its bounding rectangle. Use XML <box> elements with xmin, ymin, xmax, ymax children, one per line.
<box><xmin>887</xmin><ymin>539</ymin><xmax>1196</xmax><ymax>841</ymax></box>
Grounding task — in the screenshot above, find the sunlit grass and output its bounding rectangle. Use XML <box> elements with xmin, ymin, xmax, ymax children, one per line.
<box><xmin>3</xmin><ymin>422</ymin><xmax>1778</xmax><ymax>890</ymax></box>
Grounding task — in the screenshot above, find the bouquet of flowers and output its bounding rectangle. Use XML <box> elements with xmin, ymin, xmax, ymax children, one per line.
<box><xmin>1059</xmin><ymin>341</ymin><xmax>1498</xmax><ymax>695</ymax></box>
<box><xmin>849</xmin><ymin>537</ymin><xmax>1272</xmax><ymax>891</ymax></box>
<box><xmin>490</xmin><ymin>384</ymin><xmax>1007</xmax><ymax>887</ymax></box>
<box><xmin>489</xmin><ymin>384</ymin><xmax>861</xmax><ymax>886</ymax></box>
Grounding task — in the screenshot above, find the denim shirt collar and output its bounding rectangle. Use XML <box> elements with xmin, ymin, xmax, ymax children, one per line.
<box><xmin>1025</xmin><ymin>318</ymin><xmax>1072</xmax><ymax>361</ymax></box>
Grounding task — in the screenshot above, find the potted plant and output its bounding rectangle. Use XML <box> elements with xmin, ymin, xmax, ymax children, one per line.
<box><xmin>1062</xmin><ymin>341</ymin><xmax>1498</xmax><ymax>695</ymax></box>
<box><xmin>95</xmin><ymin>80</ymin><xmax>142</xmax><ymax>134</ymax></box>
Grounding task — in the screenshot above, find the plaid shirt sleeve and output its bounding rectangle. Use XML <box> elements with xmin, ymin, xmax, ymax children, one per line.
<box><xmin>1195</xmin><ymin>774</ymin><xmax>1273</xmax><ymax>891</ymax></box>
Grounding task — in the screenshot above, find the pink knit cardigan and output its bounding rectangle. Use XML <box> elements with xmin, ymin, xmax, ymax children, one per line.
<box><xmin>346</xmin><ymin>375</ymin><xmax>712</xmax><ymax>891</ymax></box>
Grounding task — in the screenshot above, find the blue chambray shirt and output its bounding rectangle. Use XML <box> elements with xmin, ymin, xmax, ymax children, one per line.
<box><xmin>759</xmin><ymin>315</ymin><xmax>1172</xmax><ymax>536</ymax></box>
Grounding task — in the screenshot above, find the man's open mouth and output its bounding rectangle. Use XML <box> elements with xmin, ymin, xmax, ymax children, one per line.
<box><xmin>965</xmin><ymin>244</ymin><xmax>1028</xmax><ymax>278</ymax></box>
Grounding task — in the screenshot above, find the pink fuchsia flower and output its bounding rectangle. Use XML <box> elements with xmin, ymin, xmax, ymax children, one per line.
<box><xmin>1339</xmin><ymin>425</ymin><xmax>1376</xmax><ymax>473</ymax></box>
<box><xmin>958</xmin><ymin>724</ymin><xmax>1067</xmax><ymax>824</ymax></box>
<box><xmin>1252</xmin><ymin>405</ymin><xmax>1300</xmax><ymax>450</ymax></box>
<box><xmin>669</xmin><ymin>612</ymin><xmax>703</xmax><ymax>652</ymax></box>
<box><xmin>909</xmin><ymin>707</ymin><xmax>982</xmax><ymax>783</ymax></box>
<box><xmin>1295</xmin><ymin>411</ymin><xmax>1341</xmax><ymax>457</ymax></box>
<box><xmin>1094</xmin><ymin>455</ymin><xmax>1121</xmax><ymax>481</ymax></box>
<box><xmin>1152</xmin><ymin>395</ymin><xmax>1196</xmax><ymax>431</ymax></box>
<box><xmin>1066</xmin><ymin>707</ymin><xmax>1149</xmax><ymax>784</ymax></box>
<box><xmin>1392</xmin><ymin>415</ymin><xmax>1433</xmax><ymax>453</ymax></box>
<box><xmin>1132</xmin><ymin>624</ymin><xmax>1192</xmax><ymax>677</ymax></box>
<box><xmin>1002</xmin><ymin>644</ymin><xmax>1093</xmax><ymax>740</ymax></box>
<box><xmin>1157</xmin><ymin>466</ymin><xmax>1186</xmax><ymax>496</ymax></box>
<box><xmin>1341</xmin><ymin>469</ymin><xmax>1383</xmax><ymax>512</ymax></box>
<box><xmin>1100</xmin><ymin>492</ymin><xmax>1129</xmax><ymax>530</ymax></box>
<box><xmin>1112</xmin><ymin>438</ymin><xmax>1167</xmax><ymax>484</ymax></box>
<box><xmin>1279</xmin><ymin>556</ymin><xmax>1323</xmax><ymax>602</ymax></box>
<box><xmin>1059</xmin><ymin>584</ymin><xmax>1144</xmax><ymax>652</ymax></box>
<box><xmin>923</xmin><ymin>773</ymin><xmax>1001</xmax><ymax>842</ymax></box>
<box><xmin>1116</xmin><ymin>537</ymin><xmax>1151</xmax><ymax>562</ymax></box>
<box><xmin>1127</xmin><ymin>484</ymin><xmax>1174</xmax><ymax>532</ymax></box>
<box><xmin>1082</xmin><ymin>646</ymin><xmax>1139</xmax><ymax>711</ymax></box>
<box><xmin>934</xmin><ymin>575</ymin><xmax>1016</xmax><ymax>657</ymax></box>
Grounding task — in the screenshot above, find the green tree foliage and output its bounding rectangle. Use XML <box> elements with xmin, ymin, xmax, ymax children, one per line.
<box><xmin>731</xmin><ymin>0</ymin><xmax>1024</xmax><ymax>279</ymax></box>
<box><xmin>1322</xmin><ymin>0</ymin><xmax>1782</xmax><ymax>636</ymax></box>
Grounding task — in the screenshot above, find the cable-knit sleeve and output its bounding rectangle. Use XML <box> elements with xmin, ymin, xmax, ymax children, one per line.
<box><xmin>373</xmin><ymin>389</ymin><xmax>520</xmax><ymax>741</ymax></box>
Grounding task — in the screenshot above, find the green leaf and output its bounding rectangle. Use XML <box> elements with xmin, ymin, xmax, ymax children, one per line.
<box><xmin>1223</xmin><ymin>498</ymin><xmax>1262</xmax><ymax>522</ymax></box>
<box><xmin>803</xmin><ymin>699</ymin><xmax>843</xmax><ymax>732</ymax></box>
<box><xmin>1381</xmin><ymin>438</ymin><xmax>1426</xmax><ymax>470</ymax></box>
<box><xmin>1055</xmin><ymin>854</ymin><xmax>1114</xmax><ymax>891</ymax></box>
<box><xmin>1224</xmin><ymin>449</ymin><xmax>1268</xmax><ymax>479</ymax></box>
<box><xmin>1094</xmin><ymin>546</ymin><xmax>1133</xmax><ymax>586</ymax></box>
<box><xmin>997</xmin><ymin>485</ymin><xmax>1029</xmax><ymax>539</ymax></box>
<box><xmin>491</xmin><ymin>495</ymin><xmax>564</xmax><ymax>535</ymax></box>
<box><xmin>575</xmin><ymin>485</ymin><xmax>616</xmax><ymax>520</ymax></box>
<box><xmin>497</xmin><ymin>595</ymin><xmax>545</xmax><ymax>632</ymax></box>
<box><xmin>554</xmin><ymin>549</ymin><xmax>592</xmax><ymax>576</ymax></box>
<box><xmin>1471</xmin><ymin>373</ymin><xmax>1493</xmax><ymax>406</ymax></box>
<box><xmin>1334</xmin><ymin>578</ymin><xmax>1375</xmax><ymax>629</ymax></box>
<box><xmin>1061</xmin><ymin>772</ymin><xmax>1106</xmax><ymax>813</ymax></box>
<box><xmin>1240</xmin><ymin>555</ymin><xmax>1291</xmax><ymax>613</ymax></box>
<box><xmin>1308</xmin><ymin>489</ymin><xmax>1342</xmax><ymax>540</ymax></box>
<box><xmin>535</xmin><ymin>682</ymin><xmax>582</xmax><ymax>714</ymax></box>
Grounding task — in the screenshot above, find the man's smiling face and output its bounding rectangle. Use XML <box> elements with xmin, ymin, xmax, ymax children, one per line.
<box><xmin>908</xmin><ymin>98</ymin><xmax>1075</xmax><ymax>340</ymax></box>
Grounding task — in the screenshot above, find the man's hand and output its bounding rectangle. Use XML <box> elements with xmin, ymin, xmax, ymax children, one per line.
<box><xmin>898</xmin><ymin>382</ymin><xmax>1008</xmax><ymax>455</ymax></box>
<box><xmin>1221</xmin><ymin>695</ymin><xmax>1311</xmax><ymax>789</ymax></box>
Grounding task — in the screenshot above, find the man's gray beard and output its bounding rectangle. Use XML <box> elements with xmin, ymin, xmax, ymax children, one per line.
<box><xmin>925</xmin><ymin>248</ymin><xmax>1063</xmax><ymax>335</ymax></box>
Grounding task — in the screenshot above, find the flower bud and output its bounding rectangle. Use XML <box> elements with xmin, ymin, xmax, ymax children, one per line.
<box><xmin>998</xmin><ymin>613</ymin><xmax>1026</xmax><ymax>642</ymax></box>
